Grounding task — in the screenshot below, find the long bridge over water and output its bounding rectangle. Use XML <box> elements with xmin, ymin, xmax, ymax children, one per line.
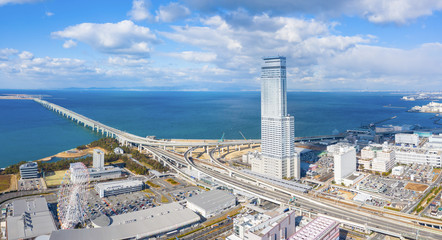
<box><xmin>34</xmin><ymin>98</ymin><xmax>259</xmax><ymax>149</ymax></box>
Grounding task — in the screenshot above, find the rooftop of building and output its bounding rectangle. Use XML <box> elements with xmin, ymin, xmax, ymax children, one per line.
<box><xmin>88</xmin><ymin>165</ymin><xmax>121</xmax><ymax>173</ymax></box>
<box><xmin>93</xmin><ymin>149</ymin><xmax>104</xmax><ymax>154</ymax></box>
<box><xmin>19</xmin><ymin>162</ymin><xmax>38</xmax><ymax>169</ymax></box>
<box><xmin>262</xmin><ymin>56</ymin><xmax>286</xmax><ymax>60</ymax></box>
<box><xmin>49</xmin><ymin>202</ymin><xmax>200</xmax><ymax>240</ymax></box>
<box><xmin>288</xmin><ymin>216</ymin><xmax>339</xmax><ymax>240</ymax></box>
<box><xmin>249</xmin><ymin>211</ymin><xmax>294</xmax><ymax>237</ymax></box>
<box><xmin>7</xmin><ymin>197</ymin><xmax>57</xmax><ymax>240</ymax></box>
<box><xmin>186</xmin><ymin>190</ymin><xmax>236</xmax><ymax>211</ymax></box>
<box><xmin>95</xmin><ymin>179</ymin><xmax>142</xmax><ymax>191</ymax></box>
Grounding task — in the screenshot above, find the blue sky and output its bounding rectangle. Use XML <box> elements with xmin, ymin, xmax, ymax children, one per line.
<box><xmin>1</xmin><ymin>0</ymin><xmax>442</xmax><ymax>91</ymax></box>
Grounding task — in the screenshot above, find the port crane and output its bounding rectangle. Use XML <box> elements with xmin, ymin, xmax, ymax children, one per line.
<box><xmin>239</xmin><ymin>131</ymin><xmax>247</xmax><ymax>140</ymax></box>
<box><xmin>218</xmin><ymin>132</ymin><xmax>225</xmax><ymax>142</ymax></box>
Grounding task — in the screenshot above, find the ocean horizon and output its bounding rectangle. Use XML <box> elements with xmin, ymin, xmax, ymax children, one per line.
<box><xmin>0</xmin><ymin>90</ymin><xmax>438</xmax><ymax>168</ymax></box>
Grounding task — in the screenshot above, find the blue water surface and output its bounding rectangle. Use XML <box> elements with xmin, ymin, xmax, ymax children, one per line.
<box><xmin>0</xmin><ymin>90</ymin><xmax>438</xmax><ymax>167</ymax></box>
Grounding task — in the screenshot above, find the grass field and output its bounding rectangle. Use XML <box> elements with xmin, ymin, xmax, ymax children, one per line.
<box><xmin>165</xmin><ymin>178</ymin><xmax>179</xmax><ymax>185</ymax></box>
<box><xmin>0</xmin><ymin>175</ymin><xmax>12</xmax><ymax>192</ymax></box>
<box><xmin>405</xmin><ymin>182</ymin><xmax>428</xmax><ymax>192</ymax></box>
<box><xmin>44</xmin><ymin>170</ymin><xmax>68</xmax><ymax>187</ymax></box>
<box><xmin>146</xmin><ymin>180</ymin><xmax>160</xmax><ymax>188</ymax></box>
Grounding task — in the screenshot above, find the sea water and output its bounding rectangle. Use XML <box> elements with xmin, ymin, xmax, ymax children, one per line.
<box><xmin>0</xmin><ymin>90</ymin><xmax>438</xmax><ymax>167</ymax></box>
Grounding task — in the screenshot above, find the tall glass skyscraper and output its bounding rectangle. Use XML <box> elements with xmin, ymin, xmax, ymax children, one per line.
<box><xmin>251</xmin><ymin>56</ymin><xmax>300</xmax><ymax>179</ymax></box>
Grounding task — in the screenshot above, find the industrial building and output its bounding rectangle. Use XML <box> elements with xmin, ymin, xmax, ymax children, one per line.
<box><xmin>93</xmin><ymin>149</ymin><xmax>105</xmax><ymax>169</ymax></box>
<box><xmin>395</xmin><ymin>133</ymin><xmax>420</xmax><ymax>146</ymax></box>
<box><xmin>288</xmin><ymin>216</ymin><xmax>339</xmax><ymax>240</ymax></box>
<box><xmin>49</xmin><ymin>202</ymin><xmax>200</xmax><ymax>240</ymax></box>
<box><xmin>6</xmin><ymin>197</ymin><xmax>57</xmax><ymax>240</ymax></box>
<box><xmin>186</xmin><ymin>190</ymin><xmax>236</xmax><ymax>218</ymax></box>
<box><xmin>95</xmin><ymin>179</ymin><xmax>143</xmax><ymax>198</ymax></box>
<box><xmin>227</xmin><ymin>211</ymin><xmax>297</xmax><ymax>240</ymax></box>
<box><xmin>19</xmin><ymin>162</ymin><xmax>39</xmax><ymax>179</ymax></box>
<box><xmin>329</xmin><ymin>143</ymin><xmax>356</xmax><ymax>184</ymax></box>
<box><xmin>250</xmin><ymin>56</ymin><xmax>300</xmax><ymax>179</ymax></box>
<box><xmin>88</xmin><ymin>166</ymin><xmax>122</xmax><ymax>181</ymax></box>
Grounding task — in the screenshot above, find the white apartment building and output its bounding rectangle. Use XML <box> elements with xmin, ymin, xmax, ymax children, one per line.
<box><xmin>360</xmin><ymin>144</ymin><xmax>395</xmax><ymax>172</ymax></box>
<box><xmin>371</xmin><ymin>149</ymin><xmax>395</xmax><ymax>172</ymax></box>
<box><xmin>395</xmin><ymin>133</ymin><xmax>419</xmax><ymax>146</ymax></box>
<box><xmin>330</xmin><ymin>144</ymin><xmax>356</xmax><ymax>184</ymax></box>
<box><xmin>93</xmin><ymin>149</ymin><xmax>105</xmax><ymax>169</ymax></box>
<box><xmin>250</xmin><ymin>56</ymin><xmax>300</xmax><ymax>179</ymax></box>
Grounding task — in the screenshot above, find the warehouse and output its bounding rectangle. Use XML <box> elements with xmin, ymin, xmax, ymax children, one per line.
<box><xmin>49</xmin><ymin>202</ymin><xmax>200</xmax><ymax>240</ymax></box>
<box><xmin>6</xmin><ymin>197</ymin><xmax>57</xmax><ymax>240</ymax></box>
<box><xmin>186</xmin><ymin>190</ymin><xmax>236</xmax><ymax>218</ymax></box>
<box><xmin>95</xmin><ymin>179</ymin><xmax>143</xmax><ymax>198</ymax></box>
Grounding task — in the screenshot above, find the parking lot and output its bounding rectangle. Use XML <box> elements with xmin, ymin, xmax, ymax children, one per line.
<box><xmin>391</xmin><ymin>164</ymin><xmax>439</xmax><ymax>183</ymax></box>
<box><xmin>18</xmin><ymin>178</ymin><xmax>45</xmax><ymax>191</ymax></box>
<box><xmin>84</xmin><ymin>176</ymin><xmax>205</xmax><ymax>226</ymax></box>
<box><xmin>358</xmin><ymin>175</ymin><xmax>421</xmax><ymax>202</ymax></box>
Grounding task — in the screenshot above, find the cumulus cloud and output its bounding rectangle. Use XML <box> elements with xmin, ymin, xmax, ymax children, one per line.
<box><xmin>155</xmin><ymin>2</ymin><xmax>190</xmax><ymax>22</ymax></box>
<box><xmin>166</xmin><ymin>51</ymin><xmax>216</xmax><ymax>62</ymax></box>
<box><xmin>162</xmin><ymin>14</ymin><xmax>367</xmax><ymax>70</ymax></box>
<box><xmin>159</xmin><ymin>12</ymin><xmax>442</xmax><ymax>90</ymax></box>
<box><xmin>0</xmin><ymin>48</ymin><xmax>105</xmax><ymax>89</ymax></box>
<box><xmin>0</xmin><ymin>0</ymin><xmax>41</xmax><ymax>6</ymax></box>
<box><xmin>0</xmin><ymin>48</ymin><xmax>19</xmax><ymax>60</ymax></box>
<box><xmin>52</xmin><ymin>20</ymin><xmax>158</xmax><ymax>57</ymax></box>
<box><xmin>128</xmin><ymin>0</ymin><xmax>151</xmax><ymax>21</ymax></box>
<box><xmin>185</xmin><ymin>0</ymin><xmax>442</xmax><ymax>24</ymax></box>
<box><xmin>62</xmin><ymin>39</ymin><xmax>77</xmax><ymax>48</ymax></box>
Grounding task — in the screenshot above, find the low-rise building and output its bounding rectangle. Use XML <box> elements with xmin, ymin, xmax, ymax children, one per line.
<box><xmin>288</xmin><ymin>216</ymin><xmax>339</xmax><ymax>240</ymax></box>
<box><xmin>392</xmin><ymin>166</ymin><xmax>405</xmax><ymax>176</ymax></box>
<box><xmin>114</xmin><ymin>147</ymin><xmax>124</xmax><ymax>155</ymax></box>
<box><xmin>95</xmin><ymin>179</ymin><xmax>143</xmax><ymax>198</ymax></box>
<box><xmin>395</xmin><ymin>133</ymin><xmax>419</xmax><ymax>146</ymax></box>
<box><xmin>186</xmin><ymin>190</ymin><xmax>236</xmax><ymax>218</ymax></box>
<box><xmin>19</xmin><ymin>162</ymin><xmax>39</xmax><ymax>179</ymax></box>
<box><xmin>227</xmin><ymin>211</ymin><xmax>297</xmax><ymax>240</ymax></box>
<box><xmin>88</xmin><ymin>166</ymin><xmax>122</xmax><ymax>181</ymax></box>
<box><xmin>6</xmin><ymin>197</ymin><xmax>57</xmax><ymax>240</ymax></box>
<box><xmin>394</xmin><ymin>147</ymin><xmax>442</xmax><ymax>167</ymax></box>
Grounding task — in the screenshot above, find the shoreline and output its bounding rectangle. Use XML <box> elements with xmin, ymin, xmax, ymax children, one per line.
<box><xmin>35</xmin><ymin>146</ymin><xmax>108</xmax><ymax>163</ymax></box>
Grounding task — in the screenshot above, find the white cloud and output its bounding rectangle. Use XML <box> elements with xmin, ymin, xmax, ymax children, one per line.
<box><xmin>155</xmin><ymin>2</ymin><xmax>190</xmax><ymax>22</ymax></box>
<box><xmin>0</xmin><ymin>0</ymin><xmax>41</xmax><ymax>6</ymax></box>
<box><xmin>0</xmin><ymin>48</ymin><xmax>19</xmax><ymax>60</ymax></box>
<box><xmin>52</xmin><ymin>20</ymin><xmax>158</xmax><ymax>57</ymax></box>
<box><xmin>185</xmin><ymin>0</ymin><xmax>442</xmax><ymax>24</ymax></box>
<box><xmin>62</xmin><ymin>39</ymin><xmax>77</xmax><ymax>48</ymax></box>
<box><xmin>166</xmin><ymin>51</ymin><xmax>216</xmax><ymax>62</ymax></box>
<box><xmin>18</xmin><ymin>51</ymin><xmax>33</xmax><ymax>60</ymax></box>
<box><xmin>128</xmin><ymin>0</ymin><xmax>151</xmax><ymax>21</ymax></box>
<box><xmin>359</xmin><ymin>0</ymin><xmax>442</xmax><ymax>24</ymax></box>
<box><xmin>0</xmin><ymin>48</ymin><xmax>104</xmax><ymax>89</ymax></box>
<box><xmin>159</xmin><ymin>13</ymin><xmax>442</xmax><ymax>90</ymax></box>
<box><xmin>45</xmin><ymin>11</ymin><xmax>54</xmax><ymax>17</ymax></box>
